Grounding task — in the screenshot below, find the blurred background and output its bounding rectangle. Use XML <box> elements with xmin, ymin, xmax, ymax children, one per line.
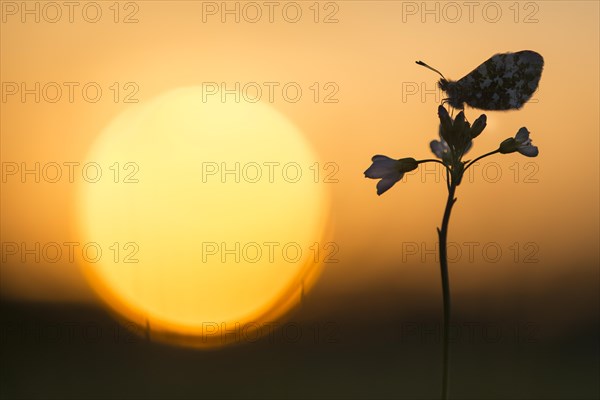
<box><xmin>1</xmin><ymin>1</ymin><xmax>598</xmax><ymax>398</ymax></box>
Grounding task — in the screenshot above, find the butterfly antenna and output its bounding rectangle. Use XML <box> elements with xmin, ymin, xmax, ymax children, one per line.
<box><xmin>416</xmin><ymin>61</ymin><xmax>447</xmax><ymax>80</ymax></box>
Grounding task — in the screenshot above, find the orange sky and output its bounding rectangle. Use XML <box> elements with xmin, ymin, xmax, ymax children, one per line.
<box><xmin>1</xmin><ymin>1</ymin><xmax>598</xmax><ymax>327</ymax></box>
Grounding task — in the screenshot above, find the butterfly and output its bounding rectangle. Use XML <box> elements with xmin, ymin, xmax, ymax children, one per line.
<box><xmin>416</xmin><ymin>50</ymin><xmax>544</xmax><ymax>111</ymax></box>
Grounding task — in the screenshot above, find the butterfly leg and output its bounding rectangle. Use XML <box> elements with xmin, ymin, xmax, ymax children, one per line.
<box><xmin>439</xmin><ymin>99</ymin><xmax>455</xmax><ymax>117</ymax></box>
<box><xmin>442</xmin><ymin>99</ymin><xmax>455</xmax><ymax>118</ymax></box>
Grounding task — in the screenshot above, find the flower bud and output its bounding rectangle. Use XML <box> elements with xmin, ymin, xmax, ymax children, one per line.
<box><xmin>499</xmin><ymin>138</ymin><xmax>518</xmax><ymax>154</ymax></box>
<box><xmin>452</xmin><ymin>111</ymin><xmax>467</xmax><ymax>139</ymax></box>
<box><xmin>397</xmin><ymin>157</ymin><xmax>419</xmax><ymax>172</ymax></box>
<box><xmin>470</xmin><ymin>114</ymin><xmax>487</xmax><ymax>139</ymax></box>
<box><xmin>438</xmin><ymin>106</ymin><xmax>453</xmax><ymax>143</ymax></box>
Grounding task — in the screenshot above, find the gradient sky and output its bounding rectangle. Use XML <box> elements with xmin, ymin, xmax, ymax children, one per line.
<box><xmin>1</xmin><ymin>1</ymin><xmax>598</xmax><ymax>332</ymax></box>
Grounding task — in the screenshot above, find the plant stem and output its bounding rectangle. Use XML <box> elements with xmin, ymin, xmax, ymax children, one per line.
<box><xmin>417</xmin><ymin>160</ymin><xmax>451</xmax><ymax>189</ymax></box>
<box><xmin>438</xmin><ymin>179</ymin><xmax>457</xmax><ymax>400</ymax></box>
<box><xmin>464</xmin><ymin>149</ymin><xmax>500</xmax><ymax>171</ymax></box>
<box><xmin>417</xmin><ymin>159</ymin><xmax>448</xmax><ymax>168</ymax></box>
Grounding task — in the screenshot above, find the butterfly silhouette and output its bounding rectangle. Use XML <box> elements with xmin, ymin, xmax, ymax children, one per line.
<box><xmin>417</xmin><ymin>50</ymin><xmax>544</xmax><ymax>111</ymax></box>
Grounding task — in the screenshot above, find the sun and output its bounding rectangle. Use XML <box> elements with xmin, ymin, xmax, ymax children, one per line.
<box><xmin>75</xmin><ymin>87</ymin><xmax>330</xmax><ymax>348</ymax></box>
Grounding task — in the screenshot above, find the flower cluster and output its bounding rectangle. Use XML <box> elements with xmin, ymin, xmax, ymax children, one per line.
<box><xmin>364</xmin><ymin>105</ymin><xmax>539</xmax><ymax>195</ymax></box>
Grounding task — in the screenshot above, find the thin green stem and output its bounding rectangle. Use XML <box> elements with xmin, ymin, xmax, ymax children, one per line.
<box><xmin>464</xmin><ymin>149</ymin><xmax>500</xmax><ymax>171</ymax></box>
<box><xmin>438</xmin><ymin>179</ymin><xmax>457</xmax><ymax>400</ymax></box>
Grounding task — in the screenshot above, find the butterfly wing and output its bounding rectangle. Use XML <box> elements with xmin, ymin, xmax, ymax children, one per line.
<box><xmin>456</xmin><ymin>51</ymin><xmax>544</xmax><ymax>111</ymax></box>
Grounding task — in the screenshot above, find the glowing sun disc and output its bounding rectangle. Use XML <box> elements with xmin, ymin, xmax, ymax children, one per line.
<box><xmin>75</xmin><ymin>87</ymin><xmax>330</xmax><ymax>348</ymax></box>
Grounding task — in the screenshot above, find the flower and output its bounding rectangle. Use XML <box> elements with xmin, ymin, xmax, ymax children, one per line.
<box><xmin>437</xmin><ymin>106</ymin><xmax>484</xmax><ymax>158</ymax></box>
<box><xmin>430</xmin><ymin>127</ymin><xmax>472</xmax><ymax>166</ymax></box>
<box><xmin>499</xmin><ymin>127</ymin><xmax>539</xmax><ymax>157</ymax></box>
<box><xmin>430</xmin><ymin>137</ymin><xmax>451</xmax><ymax>164</ymax></box>
<box><xmin>364</xmin><ymin>155</ymin><xmax>418</xmax><ymax>195</ymax></box>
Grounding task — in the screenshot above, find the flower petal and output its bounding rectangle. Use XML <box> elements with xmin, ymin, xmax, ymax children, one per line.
<box><xmin>430</xmin><ymin>140</ymin><xmax>445</xmax><ymax>158</ymax></box>
<box><xmin>376</xmin><ymin>173</ymin><xmax>403</xmax><ymax>195</ymax></box>
<box><xmin>515</xmin><ymin>127</ymin><xmax>530</xmax><ymax>142</ymax></box>
<box><xmin>518</xmin><ymin>145</ymin><xmax>539</xmax><ymax>157</ymax></box>
<box><xmin>463</xmin><ymin>140</ymin><xmax>473</xmax><ymax>156</ymax></box>
<box><xmin>372</xmin><ymin>155</ymin><xmax>394</xmax><ymax>162</ymax></box>
<box><xmin>364</xmin><ymin>155</ymin><xmax>398</xmax><ymax>178</ymax></box>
